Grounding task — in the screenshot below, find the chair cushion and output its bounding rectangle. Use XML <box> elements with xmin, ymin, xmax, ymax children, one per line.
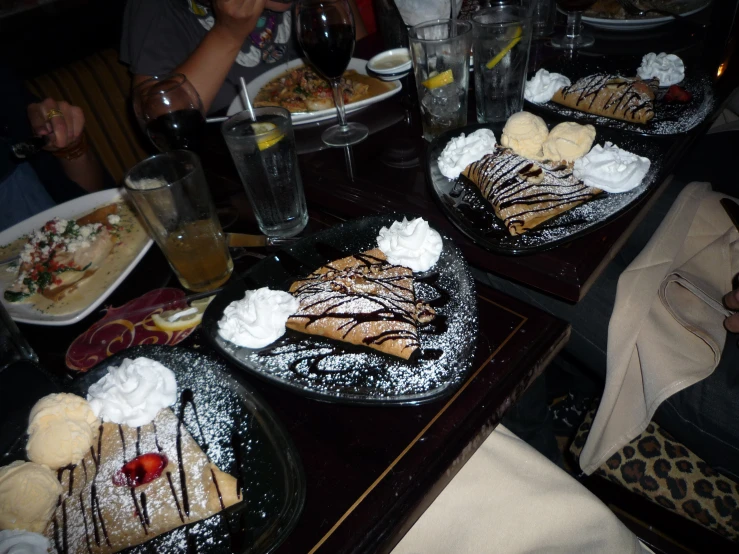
<box><xmin>24</xmin><ymin>48</ymin><xmax>148</xmax><ymax>184</ymax></box>
<box><xmin>571</xmin><ymin>407</ymin><xmax>739</xmax><ymax>541</ymax></box>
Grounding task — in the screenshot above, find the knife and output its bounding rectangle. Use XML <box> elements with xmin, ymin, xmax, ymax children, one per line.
<box><xmin>226</xmin><ymin>233</ymin><xmax>300</xmax><ymax>248</ymax></box>
<box><xmin>720</xmin><ymin>198</ymin><xmax>739</xmax><ymax>232</ymax></box>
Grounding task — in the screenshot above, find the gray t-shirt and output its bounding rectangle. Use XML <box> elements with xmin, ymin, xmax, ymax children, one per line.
<box><xmin>120</xmin><ymin>0</ymin><xmax>294</xmax><ymax>114</ymax></box>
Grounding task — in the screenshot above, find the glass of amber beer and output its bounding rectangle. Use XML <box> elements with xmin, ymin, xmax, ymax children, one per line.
<box><xmin>124</xmin><ymin>150</ymin><xmax>233</xmax><ymax>292</ymax></box>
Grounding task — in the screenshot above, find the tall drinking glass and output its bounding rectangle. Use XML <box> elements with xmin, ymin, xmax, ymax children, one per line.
<box><xmin>551</xmin><ymin>0</ymin><xmax>595</xmax><ymax>49</ymax></box>
<box><xmin>473</xmin><ymin>6</ymin><xmax>532</xmax><ymax>123</ymax></box>
<box><xmin>124</xmin><ymin>150</ymin><xmax>233</xmax><ymax>292</ymax></box>
<box><xmin>133</xmin><ymin>73</ymin><xmax>206</xmax><ymax>152</ymax></box>
<box><xmin>408</xmin><ymin>19</ymin><xmax>472</xmax><ymax>142</ymax></box>
<box><xmin>296</xmin><ymin>0</ymin><xmax>369</xmax><ymax>147</ymax></box>
<box><xmin>221</xmin><ymin>107</ymin><xmax>308</xmax><ymax>239</ymax></box>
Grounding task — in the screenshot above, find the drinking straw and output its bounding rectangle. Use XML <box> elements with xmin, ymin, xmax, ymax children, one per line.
<box><xmin>450</xmin><ymin>0</ymin><xmax>457</xmax><ymax>37</ymax></box>
<box><xmin>239</xmin><ymin>77</ymin><xmax>256</xmax><ymax>121</ymax></box>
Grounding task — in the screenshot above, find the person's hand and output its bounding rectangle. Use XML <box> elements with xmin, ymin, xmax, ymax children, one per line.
<box><xmin>27</xmin><ymin>98</ymin><xmax>85</xmax><ymax>152</ymax></box>
<box><xmin>211</xmin><ymin>0</ymin><xmax>269</xmax><ymax>43</ymax></box>
<box><xmin>723</xmin><ymin>288</ymin><xmax>739</xmax><ymax>332</ymax></box>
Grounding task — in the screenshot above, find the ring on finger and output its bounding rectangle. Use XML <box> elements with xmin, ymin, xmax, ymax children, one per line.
<box><xmin>45</xmin><ymin>108</ymin><xmax>64</xmax><ymax>121</ymax></box>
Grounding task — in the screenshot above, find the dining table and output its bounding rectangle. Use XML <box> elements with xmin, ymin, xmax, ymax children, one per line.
<box><xmin>3</xmin><ymin>2</ymin><xmax>738</xmax><ymax>553</ymax></box>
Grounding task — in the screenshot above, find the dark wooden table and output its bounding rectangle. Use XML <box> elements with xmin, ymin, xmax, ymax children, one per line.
<box><xmin>204</xmin><ymin>3</ymin><xmax>739</xmax><ymax>303</ymax></box>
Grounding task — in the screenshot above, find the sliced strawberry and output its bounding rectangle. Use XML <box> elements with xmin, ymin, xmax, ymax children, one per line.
<box><xmin>113</xmin><ymin>453</ymin><xmax>168</xmax><ymax>488</ymax></box>
<box><xmin>664</xmin><ymin>85</ymin><xmax>692</xmax><ymax>104</ymax></box>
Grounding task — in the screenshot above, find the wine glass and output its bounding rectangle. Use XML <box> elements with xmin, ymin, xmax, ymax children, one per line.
<box><xmin>133</xmin><ymin>73</ymin><xmax>206</xmax><ymax>153</ymax></box>
<box><xmin>551</xmin><ymin>0</ymin><xmax>595</xmax><ymax>49</ymax></box>
<box><xmin>295</xmin><ymin>0</ymin><xmax>369</xmax><ymax>147</ymax></box>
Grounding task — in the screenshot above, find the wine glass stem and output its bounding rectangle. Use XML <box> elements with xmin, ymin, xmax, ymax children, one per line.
<box><xmin>566</xmin><ymin>11</ymin><xmax>583</xmax><ymax>40</ymax></box>
<box><xmin>331</xmin><ymin>79</ymin><xmax>349</xmax><ymax>129</ymax></box>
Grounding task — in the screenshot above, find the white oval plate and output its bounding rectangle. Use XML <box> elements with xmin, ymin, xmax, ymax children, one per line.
<box><xmin>0</xmin><ymin>188</ymin><xmax>153</xmax><ymax>326</ymax></box>
<box><xmin>581</xmin><ymin>1</ymin><xmax>709</xmax><ymax>31</ymax></box>
<box><xmin>226</xmin><ymin>58</ymin><xmax>402</xmax><ymax>125</ymax></box>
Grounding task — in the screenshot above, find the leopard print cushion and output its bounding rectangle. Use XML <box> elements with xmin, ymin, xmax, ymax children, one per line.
<box><xmin>571</xmin><ymin>407</ymin><xmax>739</xmax><ymax>541</ymax></box>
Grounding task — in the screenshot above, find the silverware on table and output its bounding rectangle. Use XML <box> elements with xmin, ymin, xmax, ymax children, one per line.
<box><xmin>226</xmin><ymin>232</ymin><xmax>300</xmax><ymax>248</ymax></box>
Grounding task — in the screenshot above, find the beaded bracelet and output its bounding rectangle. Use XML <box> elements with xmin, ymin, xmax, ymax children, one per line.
<box><xmin>52</xmin><ymin>133</ymin><xmax>88</xmax><ymax>161</ymax></box>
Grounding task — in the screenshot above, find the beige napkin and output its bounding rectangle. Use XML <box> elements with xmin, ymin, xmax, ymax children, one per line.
<box><xmin>579</xmin><ymin>182</ymin><xmax>739</xmax><ymax>475</ymax></box>
<box><xmin>393</xmin><ymin>425</ymin><xmax>650</xmax><ymax>554</ymax></box>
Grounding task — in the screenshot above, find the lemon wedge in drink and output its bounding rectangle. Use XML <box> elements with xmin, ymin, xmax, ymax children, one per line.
<box><xmin>485</xmin><ymin>26</ymin><xmax>523</xmax><ymax>70</ymax></box>
<box><xmin>151</xmin><ymin>295</ymin><xmax>215</xmax><ymax>332</ymax></box>
<box><xmin>251</xmin><ymin>122</ymin><xmax>284</xmax><ymax>151</ymax></box>
<box><xmin>422</xmin><ymin>69</ymin><xmax>454</xmax><ymax>90</ymax></box>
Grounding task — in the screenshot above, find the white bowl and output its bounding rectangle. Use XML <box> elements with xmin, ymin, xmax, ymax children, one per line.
<box><xmin>368</xmin><ymin>48</ymin><xmax>412</xmax><ymax>75</ymax></box>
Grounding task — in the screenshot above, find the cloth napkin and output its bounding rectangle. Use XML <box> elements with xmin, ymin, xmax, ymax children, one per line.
<box><xmin>392</xmin><ymin>425</ymin><xmax>650</xmax><ymax>554</ymax></box>
<box><xmin>579</xmin><ymin>182</ymin><xmax>739</xmax><ymax>475</ymax></box>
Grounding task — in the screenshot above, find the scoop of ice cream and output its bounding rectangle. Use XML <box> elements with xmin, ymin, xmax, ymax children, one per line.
<box><xmin>26</xmin><ymin>393</ymin><xmax>100</xmax><ymax>469</ymax></box>
<box><xmin>0</xmin><ymin>530</ymin><xmax>51</xmax><ymax>554</ymax></box>
<box><xmin>500</xmin><ymin>112</ymin><xmax>549</xmax><ymax>160</ymax></box>
<box><xmin>0</xmin><ymin>461</ymin><xmax>62</xmax><ymax>533</ymax></box>
<box><xmin>542</xmin><ymin>122</ymin><xmax>597</xmax><ymax>162</ymax></box>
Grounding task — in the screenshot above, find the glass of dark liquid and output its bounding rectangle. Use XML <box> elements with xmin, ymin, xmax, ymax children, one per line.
<box><xmin>551</xmin><ymin>0</ymin><xmax>595</xmax><ymax>49</ymax></box>
<box><xmin>296</xmin><ymin>0</ymin><xmax>369</xmax><ymax>147</ymax></box>
<box><xmin>133</xmin><ymin>73</ymin><xmax>206</xmax><ymax>152</ymax></box>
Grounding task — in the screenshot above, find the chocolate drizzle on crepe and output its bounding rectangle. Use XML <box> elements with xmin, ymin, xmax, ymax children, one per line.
<box><xmin>554</xmin><ymin>74</ymin><xmax>656</xmax><ymax>123</ymax></box>
<box><xmin>463</xmin><ymin>148</ymin><xmax>601</xmax><ymax>236</ymax></box>
<box><xmin>47</xmin><ymin>392</ymin><xmax>241</xmax><ymax>554</ymax></box>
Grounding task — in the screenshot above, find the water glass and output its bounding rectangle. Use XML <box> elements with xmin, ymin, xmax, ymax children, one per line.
<box><xmin>221</xmin><ymin>107</ymin><xmax>308</xmax><ymax>238</ymax></box>
<box><xmin>472</xmin><ymin>6</ymin><xmax>532</xmax><ymax>124</ymax></box>
<box><xmin>124</xmin><ymin>150</ymin><xmax>233</xmax><ymax>292</ymax></box>
<box><xmin>408</xmin><ymin>19</ymin><xmax>472</xmax><ymax>142</ymax></box>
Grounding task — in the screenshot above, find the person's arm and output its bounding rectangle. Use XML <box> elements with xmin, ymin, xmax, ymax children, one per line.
<box><xmin>133</xmin><ymin>0</ymin><xmax>268</xmax><ymax>114</ymax></box>
<box><xmin>27</xmin><ymin>98</ymin><xmax>105</xmax><ymax>193</ymax></box>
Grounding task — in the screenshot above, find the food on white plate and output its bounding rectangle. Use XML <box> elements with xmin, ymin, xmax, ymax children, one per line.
<box><xmin>500</xmin><ymin>112</ymin><xmax>550</xmax><ymax>160</ymax></box>
<box><xmin>0</xmin><ymin>461</ymin><xmax>62</xmax><ymax>534</ymax></box>
<box><xmin>463</xmin><ymin>147</ymin><xmax>602</xmax><ymax>236</ymax></box>
<box><xmin>377</xmin><ymin>217</ymin><xmax>443</xmax><ymax>272</ymax></box>
<box><xmin>637</xmin><ymin>52</ymin><xmax>685</xmax><ymax>87</ymax></box>
<box><xmin>437</xmin><ymin>128</ymin><xmax>497</xmax><ymax>180</ymax></box>
<box><xmin>0</xmin><ymin>529</ymin><xmax>51</xmax><ymax>554</ymax></box>
<box><xmin>26</xmin><ymin>393</ymin><xmax>100</xmax><ymax>469</ymax></box>
<box><xmin>574</xmin><ymin>141</ymin><xmax>651</xmax><ymax>193</ymax></box>
<box><xmin>551</xmin><ymin>74</ymin><xmax>657</xmax><ymax>124</ymax></box>
<box><xmin>542</xmin><ymin>121</ymin><xmax>597</xmax><ymax>163</ymax></box>
<box><xmin>524</xmin><ymin>69</ymin><xmax>571</xmax><ymax>104</ymax></box>
<box><xmin>218</xmin><ymin>287</ymin><xmax>299</xmax><ymax>349</ymax></box>
<box><xmin>254</xmin><ymin>65</ymin><xmax>391</xmax><ymax>113</ymax></box>
<box><xmin>286</xmin><ymin>248</ymin><xmax>436</xmax><ymax>360</ymax></box>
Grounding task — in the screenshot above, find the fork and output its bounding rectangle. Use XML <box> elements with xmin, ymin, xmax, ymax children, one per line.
<box><xmin>617</xmin><ymin>0</ymin><xmax>684</xmax><ymax>19</ymax></box>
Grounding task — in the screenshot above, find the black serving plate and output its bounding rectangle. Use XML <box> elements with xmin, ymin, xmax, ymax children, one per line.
<box><xmin>524</xmin><ymin>55</ymin><xmax>714</xmax><ymax>136</ymax></box>
<box><xmin>201</xmin><ymin>214</ymin><xmax>478</xmax><ymax>406</ymax></box>
<box><xmin>0</xmin><ymin>346</ymin><xmax>305</xmax><ymax>554</ymax></box>
<box><xmin>426</xmin><ymin>122</ymin><xmax>672</xmax><ymax>255</ymax></box>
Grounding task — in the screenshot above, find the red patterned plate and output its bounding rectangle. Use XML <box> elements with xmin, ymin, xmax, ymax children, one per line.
<box><xmin>66</xmin><ymin>288</ymin><xmax>197</xmax><ymax>372</ymax></box>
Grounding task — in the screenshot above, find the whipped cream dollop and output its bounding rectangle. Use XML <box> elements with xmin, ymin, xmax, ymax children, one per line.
<box><xmin>0</xmin><ymin>530</ymin><xmax>51</xmax><ymax>554</ymax></box>
<box><xmin>437</xmin><ymin>128</ymin><xmax>497</xmax><ymax>179</ymax></box>
<box><xmin>637</xmin><ymin>52</ymin><xmax>684</xmax><ymax>87</ymax></box>
<box><xmin>87</xmin><ymin>357</ymin><xmax>177</xmax><ymax>427</ymax></box>
<box><xmin>574</xmin><ymin>142</ymin><xmax>651</xmax><ymax>193</ymax></box>
<box><xmin>524</xmin><ymin>69</ymin><xmax>571</xmax><ymax>104</ymax></box>
<box><xmin>218</xmin><ymin>288</ymin><xmax>298</xmax><ymax>349</ymax></box>
<box><xmin>377</xmin><ymin>217</ymin><xmax>442</xmax><ymax>272</ymax></box>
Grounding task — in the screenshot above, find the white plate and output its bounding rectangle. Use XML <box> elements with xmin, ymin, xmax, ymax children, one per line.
<box><xmin>581</xmin><ymin>2</ymin><xmax>709</xmax><ymax>30</ymax></box>
<box><xmin>226</xmin><ymin>58</ymin><xmax>402</xmax><ymax>125</ymax></box>
<box><xmin>0</xmin><ymin>189</ymin><xmax>153</xmax><ymax>326</ymax></box>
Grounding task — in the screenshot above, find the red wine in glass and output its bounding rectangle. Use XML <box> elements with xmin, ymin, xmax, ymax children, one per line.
<box><xmin>296</xmin><ymin>0</ymin><xmax>369</xmax><ymax>147</ymax></box>
<box><xmin>133</xmin><ymin>73</ymin><xmax>206</xmax><ymax>153</ymax></box>
<box><xmin>146</xmin><ymin>108</ymin><xmax>206</xmax><ymax>152</ymax></box>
